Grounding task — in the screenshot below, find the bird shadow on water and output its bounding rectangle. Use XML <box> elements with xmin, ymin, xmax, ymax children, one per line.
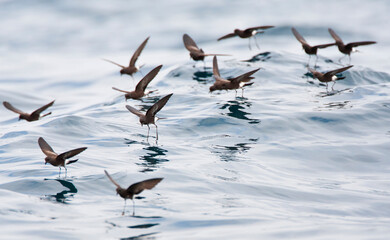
<box><xmin>41</xmin><ymin>179</ymin><xmax>77</xmax><ymax>203</ymax></box>
<box><xmin>218</xmin><ymin>97</ymin><xmax>261</xmax><ymax>124</ymax></box>
<box><xmin>106</xmin><ymin>221</ymin><xmax>159</xmax><ymax>240</ymax></box>
<box><xmin>137</xmin><ymin>145</ymin><xmax>169</xmax><ymax>172</ymax></box>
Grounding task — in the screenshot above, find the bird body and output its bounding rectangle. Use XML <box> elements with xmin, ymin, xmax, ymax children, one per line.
<box><xmin>210</xmin><ymin>56</ymin><xmax>259</xmax><ymax>93</ymax></box>
<box><xmin>3</xmin><ymin>100</ymin><xmax>54</xmax><ymax>122</ymax></box>
<box><xmin>183</xmin><ymin>34</ymin><xmax>229</xmax><ymax>62</ymax></box>
<box><xmin>38</xmin><ymin>137</ymin><xmax>87</xmax><ymax>175</ymax></box>
<box><xmin>218</xmin><ymin>25</ymin><xmax>274</xmax><ymax>40</ymax></box>
<box><xmin>291</xmin><ymin>27</ymin><xmax>335</xmax><ymax>55</ymax></box>
<box><xmin>328</xmin><ymin>28</ymin><xmax>376</xmax><ymax>58</ymax></box>
<box><xmin>103</xmin><ymin>37</ymin><xmax>150</xmax><ymax>76</ymax></box>
<box><xmin>126</xmin><ymin>93</ymin><xmax>173</xmax><ymax>140</ymax></box>
<box><xmin>308</xmin><ymin>65</ymin><xmax>353</xmax><ymax>91</ymax></box>
<box><xmin>104</xmin><ymin>170</ymin><xmax>163</xmax><ymax>215</ymax></box>
<box><xmin>112</xmin><ymin>65</ymin><xmax>162</xmax><ymax>100</ymax></box>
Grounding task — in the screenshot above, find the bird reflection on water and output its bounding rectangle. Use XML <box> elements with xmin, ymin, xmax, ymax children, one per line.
<box><xmin>43</xmin><ymin>179</ymin><xmax>77</xmax><ymax>203</ymax></box>
<box><xmin>213</xmin><ymin>138</ymin><xmax>258</xmax><ymax>162</ymax></box>
<box><xmin>219</xmin><ymin>98</ymin><xmax>260</xmax><ymax>124</ymax></box>
<box><xmin>138</xmin><ymin>146</ymin><xmax>169</xmax><ymax>172</ymax></box>
<box><xmin>192</xmin><ymin>70</ymin><xmax>213</xmax><ymax>84</ymax></box>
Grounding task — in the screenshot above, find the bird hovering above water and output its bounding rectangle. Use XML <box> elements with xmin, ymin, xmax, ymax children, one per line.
<box><xmin>183</xmin><ymin>34</ymin><xmax>229</xmax><ymax>64</ymax></box>
<box><xmin>104</xmin><ymin>170</ymin><xmax>163</xmax><ymax>216</ymax></box>
<box><xmin>291</xmin><ymin>27</ymin><xmax>335</xmax><ymax>67</ymax></box>
<box><xmin>328</xmin><ymin>28</ymin><xmax>376</xmax><ymax>64</ymax></box>
<box><xmin>103</xmin><ymin>37</ymin><xmax>150</xmax><ymax>77</ymax></box>
<box><xmin>38</xmin><ymin>137</ymin><xmax>87</xmax><ymax>176</ymax></box>
<box><xmin>210</xmin><ymin>56</ymin><xmax>260</xmax><ymax>96</ymax></box>
<box><xmin>3</xmin><ymin>100</ymin><xmax>54</xmax><ymax>122</ymax></box>
<box><xmin>217</xmin><ymin>25</ymin><xmax>274</xmax><ymax>50</ymax></box>
<box><xmin>126</xmin><ymin>93</ymin><xmax>173</xmax><ymax>140</ymax></box>
<box><xmin>112</xmin><ymin>65</ymin><xmax>162</xmax><ymax>100</ymax></box>
<box><xmin>308</xmin><ymin>65</ymin><xmax>353</xmax><ymax>91</ymax></box>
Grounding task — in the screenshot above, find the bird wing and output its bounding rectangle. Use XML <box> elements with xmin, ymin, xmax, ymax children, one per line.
<box><xmin>202</xmin><ymin>53</ymin><xmax>231</xmax><ymax>57</ymax></box>
<box><xmin>324</xmin><ymin>65</ymin><xmax>353</xmax><ymax>78</ymax></box>
<box><xmin>212</xmin><ymin>56</ymin><xmax>221</xmax><ymax>78</ymax></box>
<box><xmin>129</xmin><ymin>36</ymin><xmax>149</xmax><ymax>67</ymax></box>
<box><xmin>3</xmin><ymin>101</ymin><xmax>25</xmax><ymax>114</ymax></box>
<box><xmin>125</xmin><ymin>105</ymin><xmax>145</xmax><ymax>118</ymax></box>
<box><xmin>313</xmin><ymin>43</ymin><xmax>335</xmax><ymax>49</ymax></box>
<box><xmin>135</xmin><ymin>65</ymin><xmax>162</xmax><ymax>92</ymax></box>
<box><xmin>127</xmin><ymin>178</ymin><xmax>163</xmax><ymax>195</ymax></box>
<box><xmin>31</xmin><ymin>100</ymin><xmax>55</xmax><ymax>115</ymax></box>
<box><xmin>328</xmin><ymin>28</ymin><xmax>344</xmax><ymax>44</ymax></box>
<box><xmin>145</xmin><ymin>93</ymin><xmax>173</xmax><ymax>119</ymax></box>
<box><xmin>102</xmin><ymin>58</ymin><xmax>126</xmax><ymax>68</ymax></box>
<box><xmin>217</xmin><ymin>33</ymin><xmax>237</xmax><ymax>41</ymax></box>
<box><xmin>246</xmin><ymin>25</ymin><xmax>275</xmax><ymax>31</ymax></box>
<box><xmin>112</xmin><ymin>87</ymin><xmax>131</xmax><ymax>94</ymax></box>
<box><xmin>38</xmin><ymin>137</ymin><xmax>56</xmax><ymax>156</ymax></box>
<box><xmin>104</xmin><ymin>170</ymin><xmax>121</xmax><ymax>188</ymax></box>
<box><xmin>231</xmin><ymin>68</ymin><xmax>260</xmax><ymax>83</ymax></box>
<box><xmin>57</xmin><ymin>147</ymin><xmax>87</xmax><ymax>160</ymax></box>
<box><xmin>346</xmin><ymin>41</ymin><xmax>377</xmax><ymax>48</ymax></box>
<box><xmin>183</xmin><ymin>34</ymin><xmax>200</xmax><ymax>51</ymax></box>
<box><xmin>308</xmin><ymin>68</ymin><xmax>317</xmax><ymax>75</ymax></box>
<box><xmin>291</xmin><ymin>27</ymin><xmax>307</xmax><ymax>45</ymax></box>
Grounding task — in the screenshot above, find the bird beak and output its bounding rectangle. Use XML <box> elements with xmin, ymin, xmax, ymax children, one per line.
<box><xmin>45</xmin><ymin>162</ymin><xmax>47</xmax><ymax>165</ymax></box>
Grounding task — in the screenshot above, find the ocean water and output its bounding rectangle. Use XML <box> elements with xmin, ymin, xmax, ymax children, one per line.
<box><xmin>1</xmin><ymin>0</ymin><xmax>390</xmax><ymax>239</ymax></box>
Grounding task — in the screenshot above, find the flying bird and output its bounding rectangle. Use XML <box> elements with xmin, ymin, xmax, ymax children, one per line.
<box><xmin>3</xmin><ymin>100</ymin><xmax>54</xmax><ymax>122</ymax></box>
<box><xmin>308</xmin><ymin>65</ymin><xmax>353</xmax><ymax>91</ymax></box>
<box><xmin>103</xmin><ymin>37</ymin><xmax>150</xmax><ymax>77</ymax></box>
<box><xmin>291</xmin><ymin>27</ymin><xmax>335</xmax><ymax>66</ymax></box>
<box><xmin>183</xmin><ymin>34</ymin><xmax>229</xmax><ymax>63</ymax></box>
<box><xmin>126</xmin><ymin>93</ymin><xmax>173</xmax><ymax>140</ymax></box>
<box><xmin>104</xmin><ymin>170</ymin><xmax>163</xmax><ymax>216</ymax></box>
<box><xmin>112</xmin><ymin>65</ymin><xmax>162</xmax><ymax>100</ymax></box>
<box><xmin>210</xmin><ymin>56</ymin><xmax>260</xmax><ymax>95</ymax></box>
<box><xmin>218</xmin><ymin>25</ymin><xmax>274</xmax><ymax>50</ymax></box>
<box><xmin>328</xmin><ymin>28</ymin><xmax>376</xmax><ymax>63</ymax></box>
<box><xmin>38</xmin><ymin>137</ymin><xmax>87</xmax><ymax>176</ymax></box>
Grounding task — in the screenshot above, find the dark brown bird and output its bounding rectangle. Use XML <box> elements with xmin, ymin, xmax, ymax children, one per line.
<box><xmin>217</xmin><ymin>25</ymin><xmax>274</xmax><ymax>50</ymax></box>
<box><xmin>3</xmin><ymin>100</ymin><xmax>54</xmax><ymax>122</ymax></box>
<box><xmin>104</xmin><ymin>170</ymin><xmax>163</xmax><ymax>215</ymax></box>
<box><xmin>210</xmin><ymin>56</ymin><xmax>260</xmax><ymax>95</ymax></box>
<box><xmin>126</xmin><ymin>93</ymin><xmax>173</xmax><ymax>140</ymax></box>
<box><xmin>183</xmin><ymin>34</ymin><xmax>229</xmax><ymax>62</ymax></box>
<box><xmin>38</xmin><ymin>137</ymin><xmax>87</xmax><ymax>176</ymax></box>
<box><xmin>112</xmin><ymin>65</ymin><xmax>162</xmax><ymax>100</ymax></box>
<box><xmin>308</xmin><ymin>65</ymin><xmax>353</xmax><ymax>91</ymax></box>
<box><xmin>328</xmin><ymin>28</ymin><xmax>376</xmax><ymax>63</ymax></box>
<box><xmin>103</xmin><ymin>37</ymin><xmax>149</xmax><ymax>77</ymax></box>
<box><xmin>291</xmin><ymin>27</ymin><xmax>335</xmax><ymax>66</ymax></box>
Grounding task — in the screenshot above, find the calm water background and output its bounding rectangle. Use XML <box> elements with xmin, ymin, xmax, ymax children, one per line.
<box><xmin>1</xmin><ymin>0</ymin><xmax>390</xmax><ymax>239</ymax></box>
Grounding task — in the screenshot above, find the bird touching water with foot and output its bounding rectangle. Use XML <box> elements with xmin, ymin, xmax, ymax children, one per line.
<box><xmin>104</xmin><ymin>170</ymin><xmax>163</xmax><ymax>216</ymax></box>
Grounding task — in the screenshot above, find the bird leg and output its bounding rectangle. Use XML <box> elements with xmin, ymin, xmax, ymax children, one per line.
<box><xmin>248</xmin><ymin>38</ymin><xmax>252</xmax><ymax>51</ymax></box>
<box><xmin>325</xmin><ymin>82</ymin><xmax>329</xmax><ymax>92</ymax></box>
<box><xmin>314</xmin><ymin>55</ymin><xmax>318</xmax><ymax>68</ymax></box>
<box><xmin>331</xmin><ymin>81</ymin><xmax>336</xmax><ymax>91</ymax></box>
<box><xmin>306</xmin><ymin>55</ymin><xmax>311</xmax><ymax>67</ymax></box>
<box><xmin>338</xmin><ymin>54</ymin><xmax>347</xmax><ymax>65</ymax></box>
<box><xmin>254</xmin><ymin>35</ymin><xmax>260</xmax><ymax>50</ymax></box>
<box><xmin>132</xmin><ymin>199</ymin><xmax>135</xmax><ymax>216</ymax></box>
<box><xmin>348</xmin><ymin>55</ymin><xmax>351</xmax><ymax>65</ymax></box>
<box><xmin>122</xmin><ymin>199</ymin><xmax>127</xmax><ymax>216</ymax></box>
<box><xmin>154</xmin><ymin>124</ymin><xmax>159</xmax><ymax>141</ymax></box>
<box><xmin>147</xmin><ymin>125</ymin><xmax>150</xmax><ymax>139</ymax></box>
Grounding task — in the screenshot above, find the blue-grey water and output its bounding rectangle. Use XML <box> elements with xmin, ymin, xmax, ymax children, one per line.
<box><xmin>1</xmin><ymin>0</ymin><xmax>390</xmax><ymax>239</ymax></box>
